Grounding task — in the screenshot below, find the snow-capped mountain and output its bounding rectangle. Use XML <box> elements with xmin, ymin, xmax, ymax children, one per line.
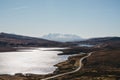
<box><xmin>42</xmin><ymin>33</ymin><xmax>83</xmax><ymax>42</ymax></box>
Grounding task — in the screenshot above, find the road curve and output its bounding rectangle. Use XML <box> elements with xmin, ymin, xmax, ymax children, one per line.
<box><xmin>41</xmin><ymin>52</ymin><xmax>92</xmax><ymax>80</ymax></box>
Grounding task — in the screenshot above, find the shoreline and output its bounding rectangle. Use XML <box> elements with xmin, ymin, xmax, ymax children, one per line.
<box><xmin>0</xmin><ymin>52</ymin><xmax>88</xmax><ymax>80</ymax></box>
<box><xmin>41</xmin><ymin>52</ymin><xmax>92</xmax><ymax>80</ymax></box>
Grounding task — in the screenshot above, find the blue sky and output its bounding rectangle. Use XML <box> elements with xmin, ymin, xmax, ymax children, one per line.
<box><xmin>0</xmin><ymin>0</ymin><xmax>120</xmax><ymax>38</ymax></box>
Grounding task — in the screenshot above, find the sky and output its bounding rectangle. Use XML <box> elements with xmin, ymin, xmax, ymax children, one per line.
<box><xmin>0</xmin><ymin>0</ymin><xmax>120</xmax><ymax>38</ymax></box>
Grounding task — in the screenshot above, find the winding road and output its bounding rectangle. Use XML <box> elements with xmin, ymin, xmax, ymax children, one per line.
<box><xmin>41</xmin><ymin>52</ymin><xmax>92</xmax><ymax>80</ymax></box>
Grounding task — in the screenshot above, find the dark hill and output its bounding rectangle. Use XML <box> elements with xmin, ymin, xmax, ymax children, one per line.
<box><xmin>0</xmin><ymin>32</ymin><xmax>66</xmax><ymax>47</ymax></box>
<box><xmin>67</xmin><ymin>37</ymin><xmax>120</xmax><ymax>46</ymax></box>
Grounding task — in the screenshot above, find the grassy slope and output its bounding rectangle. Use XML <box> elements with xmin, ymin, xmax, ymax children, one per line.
<box><xmin>53</xmin><ymin>49</ymin><xmax>120</xmax><ymax>80</ymax></box>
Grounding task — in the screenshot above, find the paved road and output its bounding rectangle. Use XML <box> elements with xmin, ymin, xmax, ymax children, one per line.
<box><xmin>41</xmin><ymin>52</ymin><xmax>92</xmax><ymax>80</ymax></box>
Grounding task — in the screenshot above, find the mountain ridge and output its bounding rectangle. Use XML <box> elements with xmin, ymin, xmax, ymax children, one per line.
<box><xmin>0</xmin><ymin>32</ymin><xmax>65</xmax><ymax>47</ymax></box>
<box><xmin>42</xmin><ymin>33</ymin><xmax>83</xmax><ymax>42</ymax></box>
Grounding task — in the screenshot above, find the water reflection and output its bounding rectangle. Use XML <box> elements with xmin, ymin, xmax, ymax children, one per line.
<box><xmin>0</xmin><ymin>48</ymin><xmax>68</xmax><ymax>74</ymax></box>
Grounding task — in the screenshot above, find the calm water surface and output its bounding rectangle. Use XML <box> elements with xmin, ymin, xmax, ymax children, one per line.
<box><xmin>78</xmin><ymin>44</ymin><xmax>94</xmax><ymax>47</ymax></box>
<box><xmin>0</xmin><ymin>48</ymin><xmax>69</xmax><ymax>75</ymax></box>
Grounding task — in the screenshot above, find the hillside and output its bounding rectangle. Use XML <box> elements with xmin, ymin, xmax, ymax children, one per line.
<box><xmin>67</xmin><ymin>37</ymin><xmax>120</xmax><ymax>47</ymax></box>
<box><xmin>0</xmin><ymin>32</ymin><xmax>67</xmax><ymax>48</ymax></box>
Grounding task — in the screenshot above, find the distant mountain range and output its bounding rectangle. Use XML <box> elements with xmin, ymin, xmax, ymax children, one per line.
<box><xmin>0</xmin><ymin>32</ymin><xmax>120</xmax><ymax>48</ymax></box>
<box><xmin>42</xmin><ymin>33</ymin><xmax>83</xmax><ymax>42</ymax></box>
